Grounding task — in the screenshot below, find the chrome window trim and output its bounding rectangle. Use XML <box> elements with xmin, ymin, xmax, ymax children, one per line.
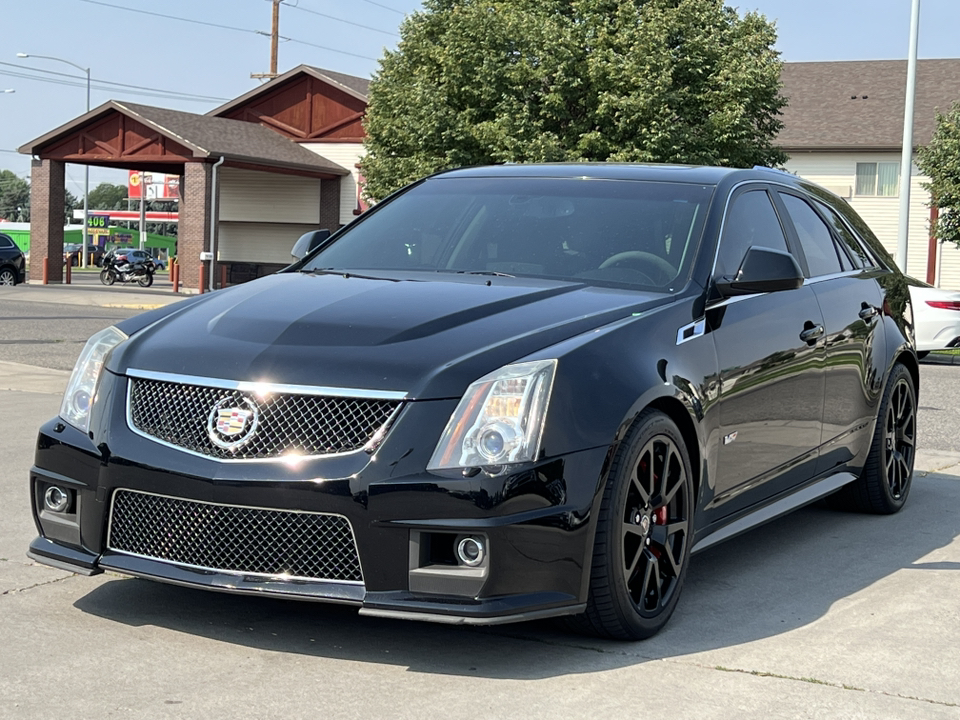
<box><xmin>124</xmin><ymin>377</ymin><xmax>405</xmax><ymax>464</ymax></box>
<box><xmin>802</xmin><ymin>269</ymin><xmax>863</xmax><ymax>285</ymax></box>
<box><xmin>106</xmin><ymin>487</ymin><xmax>366</xmax><ymax>585</ymax></box>
<box><xmin>710</xmin><ymin>179</ymin><xmax>883</xmax><ymax>284</ymax></box>
<box><xmin>709</xmin><ymin>180</ymin><xmax>784</xmax><ymax>280</ymax></box>
<box><xmin>125</xmin><ymin>368</ymin><xmax>408</xmax><ymax>400</ymax></box>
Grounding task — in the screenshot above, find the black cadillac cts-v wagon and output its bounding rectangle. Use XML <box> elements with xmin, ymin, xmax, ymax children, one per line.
<box><xmin>28</xmin><ymin>164</ymin><xmax>917</xmax><ymax>640</ymax></box>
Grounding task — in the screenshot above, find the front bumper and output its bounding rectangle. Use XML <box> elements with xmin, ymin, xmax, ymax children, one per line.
<box><xmin>29</xmin><ymin>375</ymin><xmax>607</xmax><ymax>625</ymax></box>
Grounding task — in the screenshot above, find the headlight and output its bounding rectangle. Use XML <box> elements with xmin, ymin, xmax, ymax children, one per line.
<box><xmin>428</xmin><ymin>359</ymin><xmax>557</xmax><ymax>471</ymax></box>
<box><xmin>60</xmin><ymin>326</ymin><xmax>127</xmax><ymax>433</ymax></box>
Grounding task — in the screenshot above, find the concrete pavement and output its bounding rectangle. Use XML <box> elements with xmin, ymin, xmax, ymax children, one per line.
<box><xmin>1</xmin><ymin>277</ymin><xmax>185</xmax><ymax>310</ymax></box>
<box><xmin>2</xmin><ymin>367</ymin><xmax>959</xmax><ymax>718</ymax></box>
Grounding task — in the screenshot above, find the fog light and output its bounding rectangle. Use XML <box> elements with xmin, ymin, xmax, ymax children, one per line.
<box><xmin>44</xmin><ymin>486</ymin><xmax>71</xmax><ymax>513</ymax></box>
<box><xmin>456</xmin><ymin>536</ymin><xmax>485</xmax><ymax>567</ymax></box>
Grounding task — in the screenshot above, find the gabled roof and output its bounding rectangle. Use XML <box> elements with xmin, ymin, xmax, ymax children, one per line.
<box><xmin>18</xmin><ymin>100</ymin><xmax>348</xmax><ymax>176</ymax></box>
<box><xmin>779</xmin><ymin>59</ymin><xmax>960</xmax><ymax>152</ymax></box>
<box><xmin>209</xmin><ymin>65</ymin><xmax>370</xmax><ymax>118</ymax></box>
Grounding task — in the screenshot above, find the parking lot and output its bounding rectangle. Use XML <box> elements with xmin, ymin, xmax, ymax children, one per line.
<box><xmin>2</xmin><ymin>287</ymin><xmax>959</xmax><ymax>719</ymax></box>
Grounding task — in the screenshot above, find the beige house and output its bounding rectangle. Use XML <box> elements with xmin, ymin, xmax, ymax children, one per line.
<box><xmin>779</xmin><ymin>59</ymin><xmax>960</xmax><ymax>288</ymax></box>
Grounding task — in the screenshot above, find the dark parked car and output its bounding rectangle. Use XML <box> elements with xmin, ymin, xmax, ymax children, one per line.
<box><xmin>28</xmin><ymin>164</ymin><xmax>917</xmax><ymax>640</ymax></box>
<box><xmin>64</xmin><ymin>243</ymin><xmax>104</xmax><ymax>267</ymax></box>
<box><xmin>0</xmin><ymin>232</ymin><xmax>26</xmax><ymax>285</ymax></box>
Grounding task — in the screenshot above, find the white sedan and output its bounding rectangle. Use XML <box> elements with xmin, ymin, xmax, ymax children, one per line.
<box><xmin>907</xmin><ymin>277</ymin><xmax>960</xmax><ymax>357</ymax></box>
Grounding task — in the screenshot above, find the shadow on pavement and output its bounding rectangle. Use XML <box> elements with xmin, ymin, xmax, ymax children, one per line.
<box><xmin>72</xmin><ymin>474</ymin><xmax>960</xmax><ymax>679</ymax></box>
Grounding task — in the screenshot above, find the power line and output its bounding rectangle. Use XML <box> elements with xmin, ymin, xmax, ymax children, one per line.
<box><xmin>354</xmin><ymin>0</ymin><xmax>407</xmax><ymax>16</ymax></box>
<box><xmin>282</xmin><ymin>37</ymin><xmax>379</xmax><ymax>61</ymax></box>
<box><xmin>286</xmin><ymin>4</ymin><xmax>399</xmax><ymax>38</ymax></box>
<box><xmin>80</xmin><ymin>0</ymin><xmax>380</xmax><ymax>62</ymax></box>
<box><xmin>80</xmin><ymin>0</ymin><xmax>262</xmax><ymax>35</ymax></box>
<box><xmin>0</xmin><ymin>69</ymin><xmax>222</xmax><ymax>104</ymax></box>
<box><xmin>0</xmin><ymin>62</ymin><xmax>227</xmax><ymax>102</ymax></box>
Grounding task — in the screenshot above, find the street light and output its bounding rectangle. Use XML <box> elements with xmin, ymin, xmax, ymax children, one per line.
<box><xmin>896</xmin><ymin>0</ymin><xmax>921</xmax><ymax>274</ymax></box>
<box><xmin>17</xmin><ymin>52</ymin><xmax>92</xmax><ymax>268</ymax></box>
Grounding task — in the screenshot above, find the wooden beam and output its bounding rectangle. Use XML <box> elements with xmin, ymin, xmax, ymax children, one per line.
<box><xmin>246</xmin><ymin>110</ymin><xmax>307</xmax><ymax>139</ymax></box>
<box><xmin>308</xmin><ymin>111</ymin><xmax>365</xmax><ymax>139</ymax></box>
<box><xmin>120</xmin><ymin>133</ymin><xmax>161</xmax><ymax>157</ymax></box>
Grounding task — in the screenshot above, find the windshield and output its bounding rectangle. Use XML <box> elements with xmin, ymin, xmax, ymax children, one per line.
<box><xmin>303</xmin><ymin>177</ymin><xmax>714</xmax><ymax>291</ymax></box>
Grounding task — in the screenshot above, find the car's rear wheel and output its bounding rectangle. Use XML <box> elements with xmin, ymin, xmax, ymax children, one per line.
<box><xmin>839</xmin><ymin>363</ymin><xmax>916</xmax><ymax>514</ymax></box>
<box><xmin>0</xmin><ymin>267</ymin><xmax>16</xmax><ymax>286</ymax></box>
<box><xmin>572</xmin><ymin>409</ymin><xmax>693</xmax><ymax>640</ymax></box>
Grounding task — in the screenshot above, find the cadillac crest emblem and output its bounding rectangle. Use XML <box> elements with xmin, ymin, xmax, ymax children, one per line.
<box><xmin>207</xmin><ymin>396</ymin><xmax>259</xmax><ymax>451</ymax></box>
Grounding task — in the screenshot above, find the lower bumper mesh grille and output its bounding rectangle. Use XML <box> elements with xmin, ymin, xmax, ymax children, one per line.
<box><xmin>107</xmin><ymin>490</ymin><xmax>363</xmax><ymax>583</ymax></box>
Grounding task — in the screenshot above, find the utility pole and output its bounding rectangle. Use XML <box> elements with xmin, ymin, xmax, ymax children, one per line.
<box><xmin>251</xmin><ymin>0</ymin><xmax>284</xmax><ymax>80</ymax></box>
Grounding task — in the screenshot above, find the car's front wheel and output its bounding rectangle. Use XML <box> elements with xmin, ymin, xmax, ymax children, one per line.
<box><xmin>573</xmin><ymin>409</ymin><xmax>694</xmax><ymax>640</ymax></box>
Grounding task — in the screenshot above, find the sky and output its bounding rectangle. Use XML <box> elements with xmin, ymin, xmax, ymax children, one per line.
<box><xmin>2</xmin><ymin>0</ymin><xmax>959</xmax><ymax>196</ymax></box>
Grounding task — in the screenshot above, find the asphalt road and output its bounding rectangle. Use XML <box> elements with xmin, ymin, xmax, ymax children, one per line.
<box><xmin>0</xmin><ymin>299</ymin><xmax>137</xmax><ymax>370</ymax></box>
<box><xmin>1</xmin><ymin>296</ymin><xmax>959</xmax><ymax>718</ymax></box>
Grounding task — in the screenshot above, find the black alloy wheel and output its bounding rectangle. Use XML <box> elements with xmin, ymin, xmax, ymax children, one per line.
<box><xmin>838</xmin><ymin>363</ymin><xmax>916</xmax><ymax>514</ymax></box>
<box><xmin>100</xmin><ymin>269</ymin><xmax>116</xmax><ymax>286</ymax></box>
<box><xmin>573</xmin><ymin>409</ymin><xmax>694</xmax><ymax>640</ymax></box>
<box><xmin>137</xmin><ymin>272</ymin><xmax>153</xmax><ymax>288</ymax></box>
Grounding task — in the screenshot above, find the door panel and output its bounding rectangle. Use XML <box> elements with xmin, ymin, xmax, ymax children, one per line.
<box><xmin>709</xmin><ymin>286</ymin><xmax>826</xmax><ymax>515</ymax></box>
<box><xmin>811</xmin><ymin>274</ymin><xmax>885</xmax><ymax>474</ymax></box>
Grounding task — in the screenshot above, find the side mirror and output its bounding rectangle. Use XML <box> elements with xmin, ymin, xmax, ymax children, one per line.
<box><xmin>291</xmin><ymin>229</ymin><xmax>331</xmax><ymax>260</ymax></box>
<box><xmin>715</xmin><ymin>246</ymin><xmax>804</xmax><ymax>297</ymax></box>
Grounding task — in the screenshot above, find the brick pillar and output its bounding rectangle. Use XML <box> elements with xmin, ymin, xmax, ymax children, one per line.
<box><xmin>178</xmin><ymin>162</ymin><xmax>216</xmax><ymax>293</ymax></box>
<box><xmin>320</xmin><ymin>178</ymin><xmax>341</xmax><ymax>231</ymax></box>
<box><xmin>29</xmin><ymin>159</ymin><xmax>66</xmax><ymax>283</ymax></box>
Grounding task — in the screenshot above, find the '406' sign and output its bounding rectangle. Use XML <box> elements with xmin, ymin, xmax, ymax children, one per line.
<box><xmin>87</xmin><ymin>214</ymin><xmax>110</xmax><ymax>235</ymax></box>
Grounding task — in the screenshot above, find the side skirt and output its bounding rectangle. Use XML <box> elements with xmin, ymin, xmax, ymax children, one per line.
<box><xmin>691</xmin><ymin>471</ymin><xmax>857</xmax><ymax>554</ymax></box>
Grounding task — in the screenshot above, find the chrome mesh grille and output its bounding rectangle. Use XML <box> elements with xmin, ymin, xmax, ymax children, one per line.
<box><xmin>108</xmin><ymin>490</ymin><xmax>363</xmax><ymax>583</ymax></box>
<box><xmin>128</xmin><ymin>377</ymin><xmax>401</xmax><ymax>460</ymax></box>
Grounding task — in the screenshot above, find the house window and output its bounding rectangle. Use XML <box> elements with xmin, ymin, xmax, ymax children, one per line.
<box><xmin>855</xmin><ymin>162</ymin><xmax>900</xmax><ymax>197</ymax></box>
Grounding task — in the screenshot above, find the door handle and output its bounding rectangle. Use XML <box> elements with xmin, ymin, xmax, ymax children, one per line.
<box><xmin>859</xmin><ymin>303</ymin><xmax>879</xmax><ymax>321</ymax></box>
<box><xmin>799</xmin><ymin>323</ymin><xmax>824</xmax><ymax>344</ymax></box>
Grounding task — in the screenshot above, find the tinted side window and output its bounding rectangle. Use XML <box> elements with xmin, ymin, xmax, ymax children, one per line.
<box><xmin>0</xmin><ymin>234</ymin><xmax>14</xmax><ymax>249</ymax></box>
<box><xmin>812</xmin><ymin>200</ymin><xmax>873</xmax><ymax>269</ymax></box>
<box><xmin>779</xmin><ymin>194</ymin><xmax>843</xmax><ymax>277</ymax></box>
<box><xmin>716</xmin><ymin>190</ymin><xmax>790</xmax><ymax>277</ymax></box>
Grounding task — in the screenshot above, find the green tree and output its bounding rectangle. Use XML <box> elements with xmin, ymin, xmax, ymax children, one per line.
<box><xmin>64</xmin><ymin>188</ymin><xmax>80</xmax><ymax>226</ymax></box>
<box><xmin>86</xmin><ymin>182</ymin><xmax>128</xmax><ymax>210</ymax></box>
<box><xmin>361</xmin><ymin>0</ymin><xmax>787</xmax><ymax>201</ymax></box>
<box><xmin>0</xmin><ymin>169</ymin><xmax>30</xmax><ymax>222</ymax></box>
<box><xmin>917</xmin><ymin>101</ymin><xmax>960</xmax><ymax>248</ymax></box>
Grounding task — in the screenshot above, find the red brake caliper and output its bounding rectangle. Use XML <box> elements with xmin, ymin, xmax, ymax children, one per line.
<box><xmin>654</xmin><ymin>506</ymin><xmax>668</xmax><ymax>525</ymax></box>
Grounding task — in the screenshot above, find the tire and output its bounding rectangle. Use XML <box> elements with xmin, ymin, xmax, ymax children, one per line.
<box><xmin>839</xmin><ymin>363</ymin><xmax>916</xmax><ymax>514</ymax></box>
<box><xmin>100</xmin><ymin>269</ymin><xmax>116</xmax><ymax>286</ymax></box>
<box><xmin>137</xmin><ymin>272</ymin><xmax>153</xmax><ymax>288</ymax></box>
<box><xmin>0</xmin><ymin>267</ymin><xmax>17</xmax><ymax>286</ymax></box>
<box><xmin>571</xmin><ymin>409</ymin><xmax>694</xmax><ymax>640</ymax></box>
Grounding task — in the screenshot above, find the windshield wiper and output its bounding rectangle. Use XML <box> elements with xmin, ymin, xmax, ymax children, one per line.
<box><xmin>301</xmin><ymin>268</ymin><xmax>400</xmax><ymax>282</ymax></box>
<box><xmin>458</xmin><ymin>270</ymin><xmax>515</xmax><ymax>278</ymax></box>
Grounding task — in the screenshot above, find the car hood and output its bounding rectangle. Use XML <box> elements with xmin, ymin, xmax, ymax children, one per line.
<box><xmin>112</xmin><ymin>272</ymin><xmax>670</xmax><ymax>399</ymax></box>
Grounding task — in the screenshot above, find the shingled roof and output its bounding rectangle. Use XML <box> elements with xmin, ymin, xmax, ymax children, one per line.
<box><xmin>208</xmin><ymin>65</ymin><xmax>370</xmax><ymax>118</ymax></box>
<box><xmin>19</xmin><ymin>101</ymin><xmax>349</xmax><ymax>176</ymax></box>
<box><xmin>779</xmin><ymin>59</ymin><xmax>960</xmax><ymax>152</ymax></box>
